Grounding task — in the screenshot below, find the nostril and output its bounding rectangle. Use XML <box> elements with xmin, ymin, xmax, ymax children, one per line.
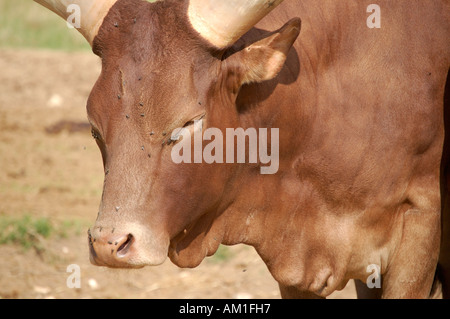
<box><xmin>116</xmin><ymin>234</ymin><xmax>134</xmax><ymax>258</ymax></box>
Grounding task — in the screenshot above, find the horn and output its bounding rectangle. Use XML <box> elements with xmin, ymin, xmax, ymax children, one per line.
<box><xmin>188</xmin><ymin>0</ymin><xmax>285</xmax><ymax>48</ymax></box>
<box><xmin>33</xmin><ymin>0</ymin><xmax>118</xmax><ymax>46</ymax></box>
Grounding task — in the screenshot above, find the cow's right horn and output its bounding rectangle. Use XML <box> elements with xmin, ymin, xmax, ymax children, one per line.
<box><xmin>33</xmin><ymin>0</ymin><xmax>118</xmax><ymax>46</ymax></box>
<box><xmin>188</xmin><ymin>0</ymin><xmax>285</xmax><ymax>49</ymax></box>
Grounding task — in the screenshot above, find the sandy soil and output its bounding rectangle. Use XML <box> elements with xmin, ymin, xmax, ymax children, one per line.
<box><xmin>0</xmin><ymin>49</ymin><xmax>356</xmax><ymax>299</ymax></box>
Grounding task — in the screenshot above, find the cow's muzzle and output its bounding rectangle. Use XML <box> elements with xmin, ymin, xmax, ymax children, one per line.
<box><xmin>88</xmin><ymin>228</ymin><xmax>140</xmax><ymax>268</ymax></box>
<box><xmin>87</xmin><ymin>223</ymin><xmax>169</xmax><ymax>268</ymax></box>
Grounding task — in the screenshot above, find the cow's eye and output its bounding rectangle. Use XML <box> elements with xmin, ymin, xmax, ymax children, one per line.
<box><xmin>169</xmin><ymin>114</ymin><xmax>206</xmax><ymax>145</ymax></box>
<box><xmin>182</xmin><ymin>120</ymin><xmax>195</xmax><ymax>128</ymax></box>
<box><xmin>183</xmin><ymin>113</ymin><xmax>205</xmax><ymax>128</ymax></box>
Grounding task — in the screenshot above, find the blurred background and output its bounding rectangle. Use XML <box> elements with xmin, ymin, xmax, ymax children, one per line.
<box><xmin>0</xmin><ymin>0</ymin><xmax>354</xmax><ymax>298</ymax></box>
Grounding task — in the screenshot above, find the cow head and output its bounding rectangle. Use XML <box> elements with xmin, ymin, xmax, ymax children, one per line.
<box><xmin>35</xmin><ymin>0</ymin><xmax>300</xmax><ymax>268</ymax></box>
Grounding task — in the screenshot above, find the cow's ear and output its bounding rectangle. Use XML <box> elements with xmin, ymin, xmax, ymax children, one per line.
<box><xmin>226</xmin><ymin>18</ymin><xmax>301</xmax><ymax>88</ymax></box>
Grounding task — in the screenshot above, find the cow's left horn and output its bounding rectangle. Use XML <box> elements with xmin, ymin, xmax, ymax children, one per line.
<box><xmin>33</xmin><ymin>0</ymin><xmax>118</xmax><ymax>46</ymax></box>
<box><xmin>188</xmin><ymin>0</ymin><xmax>285</xmax><ymax>49</ymax></box>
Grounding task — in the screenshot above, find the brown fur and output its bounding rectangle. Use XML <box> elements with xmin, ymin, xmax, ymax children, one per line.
<box><xmin>85</xmin><ymin>0</ymin><xmax>450</xmax><ymax>298</ymax></box>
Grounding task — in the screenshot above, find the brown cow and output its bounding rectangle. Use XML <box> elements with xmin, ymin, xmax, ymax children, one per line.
<box><xmin>34</xmin><ymin>0</ymin><xmax>450</xmax><ymax>298</ymax></box>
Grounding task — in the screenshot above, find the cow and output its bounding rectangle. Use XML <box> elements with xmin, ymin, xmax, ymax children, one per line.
<box><xmin>34</xmin><ymin>0</ymin><xmax>450</xmax><ymax>298</ymax></box>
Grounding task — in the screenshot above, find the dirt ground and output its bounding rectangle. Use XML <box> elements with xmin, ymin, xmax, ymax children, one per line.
<box><xmin>0</xmin><ymin>49</ymin><xmax>356</xmax><ymax>299</ymax></box>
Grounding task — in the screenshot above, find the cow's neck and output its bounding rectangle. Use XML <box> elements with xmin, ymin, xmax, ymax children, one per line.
<box><xmin>169</xmin><ymin>0</ymin><xmax>358</xmax><ymax>289</ymax></box>
<box><xmin>201</xmin><ymin>8</ymin><xmax>351</xmax><ymax>289</ymax></box>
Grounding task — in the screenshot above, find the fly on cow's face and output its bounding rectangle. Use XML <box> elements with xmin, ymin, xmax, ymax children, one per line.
<box><xmin>88</xmin><ymin>229</ymin><xmax>93</xmax><ymax>245</ymax></box>
<box><xmin>91</xmin><ymin>128</ymin><xmax>100</xmax><ymax>140</ymax></box>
